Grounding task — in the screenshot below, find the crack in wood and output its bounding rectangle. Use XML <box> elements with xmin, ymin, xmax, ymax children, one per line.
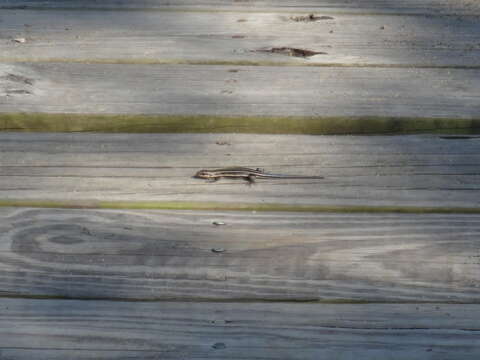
<box><xmin>5</xmin><ymin>89</ymin><xmax>32</xmax><ymax>95</ymax></box>
<box><xmin>290</xmin><ymin>14</ymin><xmax>335</xmax><ymax>22</ymax></box>
<box><xmin>439</xmin><ymin>135</ymin><xmax>480</xmax><ymax>140</ymax></box>
<box><xmin>254</xmin><ymin>47</ymin><xmax>327</xmax><ymax>58</ymax></box>
<box><xmin>0</xmin><ymin>73</ymin><xmax>34</xmax><ymax>86</ymax></box>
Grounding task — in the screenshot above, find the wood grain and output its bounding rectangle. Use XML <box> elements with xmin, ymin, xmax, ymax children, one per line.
<box><xmin>1</xmin><ymin>298</ymin><xmax>480</xmax><ymax>359</ymax></box>
<box><xmin>1</xmin><ymin>10</ymin><xmax>479</xmax><ymax>66</ymax></box>
<box><xmin>0</xmin><ymin>133</ymin><xmax>479</xmax><ymax>208</ymax></box>
<box><xmin>1</xmin><ymin>207</ymin><xmax>480</xmax><ymax>301</ymax></box>
<box><xmin>1</xmin><ymin>62</ymin><xmax>480</xmax><ymax>118</ymax></box>
<box><xmin>1</xmin><ymin>0</ymin><xmax>479</xmax><ymax>355</ymax></box>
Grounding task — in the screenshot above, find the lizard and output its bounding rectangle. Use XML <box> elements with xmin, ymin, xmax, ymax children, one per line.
<box><xmin>194</xmin><ymin>167</ymin><xmax>324</xmax><ymax>184</ymax></box>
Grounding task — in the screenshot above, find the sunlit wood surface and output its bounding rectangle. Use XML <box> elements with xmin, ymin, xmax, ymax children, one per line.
<box><xmin>1</xmin><ymin>1</ymin><xmax>479</xmax><ymax>358</ymax></box>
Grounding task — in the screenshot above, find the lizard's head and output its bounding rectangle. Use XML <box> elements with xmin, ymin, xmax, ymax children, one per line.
<box><xmin>193</xmin><ymin>169</ymin><xmax>216</xmax><ymax>179</ymax></box>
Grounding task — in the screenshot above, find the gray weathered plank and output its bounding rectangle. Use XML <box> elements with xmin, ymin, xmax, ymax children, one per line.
<box><xmin>1</xmin><ymin>62</ymin><xmax>480</xmax><ymax>118</ymax></box>
<box><xmin>1</xmin><ymin>299</ymin><xmax>480</xmax><ymax>359</ymax></box>
<box><xmin>2</xmin><ymin>0</ymin><xmax>480</xmax><ymax>15</ymax></box>
<box><xmin>1</xmin><ymin>10</ymin><xmax>479</xmax><ymax>66</ymax></box>
<box><xmin>1</xmin><ymin>133</ymin><xmax>479</xmax><ymax>208</ymax></box>
<box><xmin>1</xmin><ymin>207</ymin><xmax>480</xmax><ymax>301</ymax></box>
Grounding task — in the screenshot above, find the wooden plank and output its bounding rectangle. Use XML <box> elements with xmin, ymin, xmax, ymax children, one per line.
<box><xmin>2</xmin><ymin>0</ymin><xmax>480</xmax><ymax>15</ymax></box>
<box><xmin>1</xmin><ymin>299</ymin><xmax>480</xmax><ymax>359</ymax></box>
<box><xmin>1</xmin><ymin>63</ymin><xmax>480</xmax><ymax>119</ymax></box>
<box><xmin>1</xmin><ymin>207</ymin><xmax>480</xmax><ymax>301</ymax></box>
<box><xmin>0</xmin><ymin>133</ymin><xmax>479</xmax><ymax>208</ymax></box>
<box><xmin>1</xmin><ymin>10</ymin><xmax>479</xmax><ymax>67</ymax></box>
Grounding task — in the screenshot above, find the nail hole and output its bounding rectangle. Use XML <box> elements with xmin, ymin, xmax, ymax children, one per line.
<box><xmin>212</xmin><ymin>343</ymin><xmax>226</xmax><ymax>350</ymax></box>
<box><xmin>212</xmin><ymin>221</ymin><xmax>226</xmax><ymax>225</ymax></box>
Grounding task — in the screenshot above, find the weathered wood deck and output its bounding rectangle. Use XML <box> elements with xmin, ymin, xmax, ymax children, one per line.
<box><xmin>1</xmin><ymin>1</ymin><xmax>480</xmax><ymax>359</ymax></box>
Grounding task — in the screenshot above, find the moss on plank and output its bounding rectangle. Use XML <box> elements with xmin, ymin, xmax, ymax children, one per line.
<box><xmin>2</xmin><ymin>113</ymin><xmax>480</xmax><ymax>135</ymax></box>
<box><xmin>0</xmin><ymin>200</ymin><xmax>479</xmax><ymax>214</ymax></box>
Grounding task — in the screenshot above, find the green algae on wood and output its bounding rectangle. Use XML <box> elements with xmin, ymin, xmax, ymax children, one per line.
<box><xmin>2</xmin><ymin>113</ymin><xmax>480</xmax><ymax>135</ymax></box>
<box><xmin>0</xmin><ymin>200</ymin><xmax>479</xmax><ymax>214</ymax></box>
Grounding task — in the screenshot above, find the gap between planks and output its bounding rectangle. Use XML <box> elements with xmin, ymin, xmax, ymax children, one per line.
<box><xmin>1</xmin><ymin>114</ymin><xmax>480</xmax><ymax>135</ymax></box>
<box><xmin>1</xmin><ymin>200</ymin><xmax>480</xmax><ymax>214</ymax></box>
<box><xmin>5</xmin><ymin>60</ymin><xmax>480</xmax><ymax>69</ymax></box>
<box><xmin>0</xmin><ymin>6</ymin><xmax>450</xmax><ymax>15</ymax></box>
<box><xmin>2</xmin><ymin>0</ymin><xmax>480</xmax><ymax>15</ymax></box>
<box><xmin>0</xmin><ymin>293</ymin><xmax>465</xmax><ymax>304</ymax></box>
